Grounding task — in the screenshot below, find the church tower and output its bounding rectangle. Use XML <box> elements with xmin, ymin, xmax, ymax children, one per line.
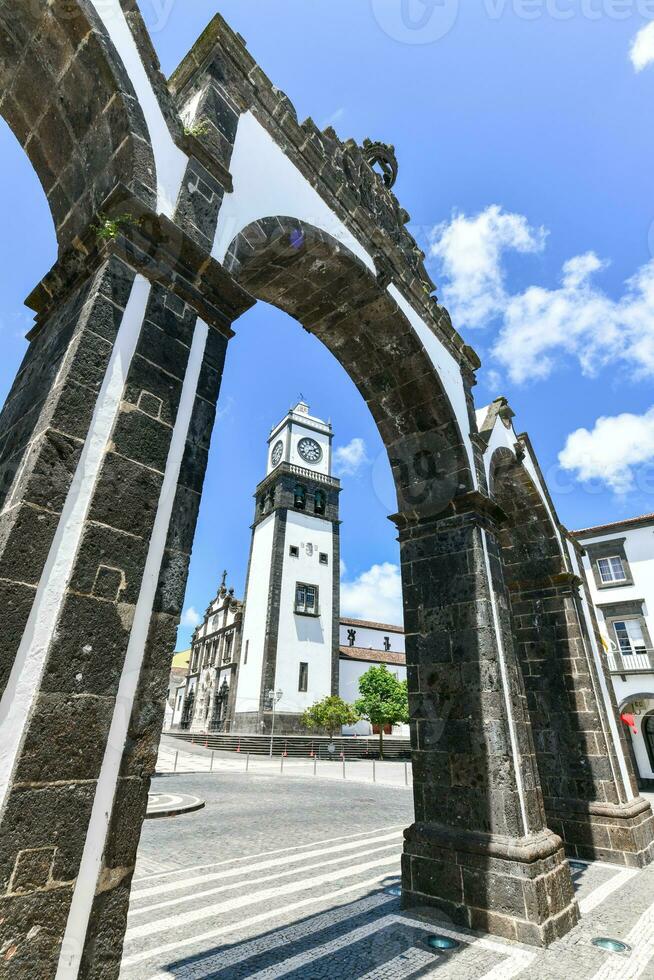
<box><xmin>234</xmin><ymin>402</ymin><xmax>341</xmax><ymax>733</ymax></box>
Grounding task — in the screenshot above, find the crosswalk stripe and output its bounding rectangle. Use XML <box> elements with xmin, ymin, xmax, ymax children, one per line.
<box><xmin>132</xmin><ymin>823</ymin><xmax>406</xmax><ymax>883</ymax></box>
<box><xmin>143</xmin><ymin>894</ymin><xmax>390</xmax><ymax>980</ymax></box>
<box><xmin>130</xmin><ymin>829</ymin><xmax>403</xmax><ymax>900</ymax></box>
<box><xmin>125</xmin><ymin>853</ymin><xmax>400</xmax><ymax>942</ymax></box>
<box><xmin>590</xmin><ymin>896</ymin><xmax>654</xmax><ymax>980</ymax></box>
<box><xmin>355</xmin><ymin>946</ymin><xmax>436</xmax><ymax>980</ymax></box>
<box><xmin>121</xmin><ymin>874</ymin><xmax>396</xmax><ymax>967</ymax></box>
<box><xmin>578</xmin><ymin>866</ymin><xmax>638</xmax><ymax>914</ymax></box>
<box><xmin>130</xmin><ymin>841</ymin><xmax>401</xmax><ymax>918</ymax></box>
<box><xmin>241</xmin><ymin>915</ymin><xmax>400</xmax><ymax>980</ymax></box>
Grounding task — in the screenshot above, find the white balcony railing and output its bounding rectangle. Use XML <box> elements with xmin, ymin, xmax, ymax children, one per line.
<box><xmin>606</xmin><ymin>650</ymin><xmax>653</xmax><ymax>673</ymax></box>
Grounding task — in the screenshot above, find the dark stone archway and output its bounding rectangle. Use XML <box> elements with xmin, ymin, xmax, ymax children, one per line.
<box><xmin>490</xmin><ymin>446</ymin><xmax>654</xmax><ymax>866</ymax></box>
<box><xmin>0</xmin><ymin>0</ymin><xmax>156</xmax><ymax>250</ymax></box>
<box><xmin>0</xmin><ymin>5</ymin><xmax>650</xmax><ymax>976</ymax></box>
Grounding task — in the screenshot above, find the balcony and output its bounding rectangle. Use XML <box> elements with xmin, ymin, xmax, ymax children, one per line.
<box><xmin>606</xmin><ymin>649</ymin><xmax>654</xmax><ymax>674</ymax></box>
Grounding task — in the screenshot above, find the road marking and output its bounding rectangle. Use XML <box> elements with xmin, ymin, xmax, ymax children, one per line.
<box><xmin>591</xmin><ymin>897</ymin><xmax>654</xmax><ymax>979</ymax></box>
<box><xmin>355</xmin><ymin>947</ymin><xmax>437</xmax><ymax>980</ymax></box>
<box><xmin>130</xmin><ymin>829</ymin><xmax>403</xmax><ymax>899</ymax></box>
<box><xmin>143</xmin><ymin>894</ymin><xmax>390</xmax><ymax>980</ymax></box>
<box><xmin>126</xmin><ymin>853</ymin><xmax>400</xmax><ymax>941</ymax></box>
<box><xmin>130</xmin><ymin>841</ymin><xmax>401</xmax><ymax>917</ymax></box>
<box><xmin>132</xmin><ymin>823</ymin><xmax>406</xmax><ymax>883</ymax></box>
<box><xmin>121</xmin><ymin>874</ymin><xmax>397</xmax><ymax>966</ymax></box>
<box><xmin>578</xmin><ymin>867</ymin><xmax>639</xmax><ymax>914</ymax></box>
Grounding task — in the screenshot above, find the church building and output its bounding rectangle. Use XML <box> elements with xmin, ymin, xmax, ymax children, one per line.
<box><xmin>170</xmin><ymin>402</ymin><xmax>407</xmax><ymax>736</ymax></box>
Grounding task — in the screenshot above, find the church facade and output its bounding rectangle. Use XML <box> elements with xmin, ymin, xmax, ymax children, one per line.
<box><xmin>170</xmin><ymin>402</ymin><xmax>407</xmax><ymax>736</ymax></box>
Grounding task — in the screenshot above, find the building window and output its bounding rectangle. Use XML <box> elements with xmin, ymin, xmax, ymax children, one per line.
<box><xmin>243</xmin><ymin>639</ymin><xmax>249</xmax><ymax>665</ymax></box>
<box><xmin>294</xmin><ymin>484</ymin><xmax>306</xmax><ymax>510</ymax></box>
<box><xmin>598</xmin><ymin>556</ymin><xmax>627</xmax><ymax>584</ymax></box>
<box><xmin>298</xmin><ymin>662</ymin><xmax>309</xmax><ymax>692</ymax></box>
<box><xmin>223</xmin><ymin>633</ymin><xmax>233</xmax><ymax>663</ymax></box>
<box><xmin>319</xmin><ymin>552</ymin><xmax>328</xmax><ymax>565</ymax></box>
<box><xmin>314</xmin><ymin>489</ymin><xmax>326</xmax><ymax>515</ymax></box>
<box><xmin>289</xmin><ymin>545</ymin><xmax>299</xmax><ymax>557</ymax></box>
<box><xmin>613</xmin><ymin>620</ymin><xmax>647</xmax><ymax>657</ymax></box>
<box><xmin>384</xmin><ymin>636</ymin><xmax>391</xmax><ymax>651</ymax></box>
<box><xmin>295</xmin><ymin>582</ymin><xmax>318</xmax><ymax>615</ymax></box>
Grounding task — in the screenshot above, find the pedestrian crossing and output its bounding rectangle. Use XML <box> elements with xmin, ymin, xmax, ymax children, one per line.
<box><xmin>121</xmin><ymin>824</ymin><xmax>534</xmax><ymax>979</ymax></box>
<box><xmin>121</xmin><ymin>823</ymin><xmax>654</xmax><ymax>979</ymax></box>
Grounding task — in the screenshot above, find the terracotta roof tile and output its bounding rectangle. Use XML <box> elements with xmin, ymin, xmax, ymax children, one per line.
<box><xmin>339</xmin><ymin>616</ymin><xmax>404</xmax><ymax>634</ymax></box>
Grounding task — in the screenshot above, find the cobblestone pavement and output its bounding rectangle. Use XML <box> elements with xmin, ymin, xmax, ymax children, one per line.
<box><xmin>156</xmin><ymin>736</ymin><xmax>413</xmax><ymax>789</ymax></box>
<box><xmin>121</xmin><ymin>773</ymin><xmax>654</xmax><ymax>979</ymax></box>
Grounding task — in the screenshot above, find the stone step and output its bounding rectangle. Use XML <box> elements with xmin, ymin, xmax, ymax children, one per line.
<box><xmin>166</xmin><ymin>732</ymin><xmax>411</xmax><ymax>760</ymax></box>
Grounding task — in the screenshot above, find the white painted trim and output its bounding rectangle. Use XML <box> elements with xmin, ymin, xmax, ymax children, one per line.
<box><xmin>0</xmin><ymin>275</ymin><xmax>151</xmax><ymax>820</ymax></box>
<box><xmin>56</xmin><ymin>318</ymin><xmax>209</xmax><ymax>979</ymax></box>
<box><xmin>575</xmin><ymin>560</ymin><xmax>635</xmax><ymax>802</ymax></box>
<box><xmin>88</xmin><ymin>0</ymin><xmax>187</xmax><ymax>217</ymax></box>
<box><xmin>212</xmin><ymin>111</ymin><xmax>373</xmax><ymax>270</ymax></box>
<box><xmin>480</xmin><ymin>528</ymin><xmax>530</xmax><ymax>835</ymax></box>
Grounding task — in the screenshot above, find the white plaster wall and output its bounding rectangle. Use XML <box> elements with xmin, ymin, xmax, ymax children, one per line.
<box><xmin>286</xmin><ymin>425</ymin><xmax>331</xmax><ymax>476</ymax></box>
<box><xmin>236</xmin><ymin>513</ymin><xmax>276</xmax><ymax>715</ymax></box>
<box><xmin>581</xmin><ymin>526</ymin><xmax>654</xmax><ymax>643</ymax></box>
<box><xmin>339</xmin><ymin>624</ymin><xmax>405</xmax><ymax>653</ymax></box>
<box><xmin>274</xmin><ymin>511</ymin><xmax>334</xmax><ymax>714</ymax></box>
<box><xmin>212</xmin><ymin>112</ymin><xmax>476</xmax><ymax>486</ymax></box>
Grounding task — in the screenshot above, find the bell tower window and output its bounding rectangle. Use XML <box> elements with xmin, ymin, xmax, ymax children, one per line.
<box><xmin>314</xmin><ymin>489</ymin><xmax>326</xmax><ymax>515</ymax></box>
<box><xmin>294</xmin><ymin>484</ymin><xmax>306</xmax><ymax>510</ymax></box>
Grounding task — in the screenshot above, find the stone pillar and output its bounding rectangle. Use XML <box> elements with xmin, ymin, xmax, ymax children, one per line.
<box><xmin>396</xmin><ymin>498</ymin><xmax>579</xmax><ymax>946</ymax></box>
<box><xmin>0</xmin><ymin>240</ymin><xmax>251</xmax><ymax>977</ymax></box>
<box><xmin>511</xmin><ymin>572</ymin><xmax>654</xmax><ymax>867</ymax></box>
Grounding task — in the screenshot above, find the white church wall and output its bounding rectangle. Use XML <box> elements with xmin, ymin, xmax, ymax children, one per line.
<box><xmin>339</xmin><ymin>623</ymin><xmax>405</xmax><ymax>653</ymax></box>
<box><xmin>274</xmin><ymin>510</ymin><xmax>335</xmax><ymax>715</ymax></box>
<box><xmin>235</xmin><ymin>513</ymin><xmax>276</xmax><ymax>717</ymax></box>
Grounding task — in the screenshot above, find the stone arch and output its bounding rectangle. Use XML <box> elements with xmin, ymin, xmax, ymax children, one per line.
<box><xmin>0</xmin><ymin>0</ymin><xmax>156</xmax><ymax>251</ymax></box>
<box><xmin>224</xmin><ymin>216</ymin><xmax>475</xmax><ymax>515</ymax></box>
<box><xmin>489</xmin><ymin>446</ymin><xmax>639</xmax><ymax>860</ymax></box>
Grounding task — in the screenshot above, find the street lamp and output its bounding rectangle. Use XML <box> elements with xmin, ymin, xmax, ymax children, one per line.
<box><xmin>269</xmin><ymin>688</ymin><xmax>283</xmax><ymax>757</ymax></box>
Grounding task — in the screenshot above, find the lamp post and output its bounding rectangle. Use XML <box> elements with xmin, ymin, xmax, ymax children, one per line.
<box><xmin>269</xmin><ymin>688</ymin><xmax>283</xmax><ymax>757</ymax></box>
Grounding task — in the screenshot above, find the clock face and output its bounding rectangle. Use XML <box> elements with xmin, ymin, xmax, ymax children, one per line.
<box><xmin>298</xmin><ymin>437</ymin><xmax>323</xmax><ymax>464</ymax></box>
<box><xmin>271</xmin><ymin>440</ymin><xmax>284</xmax><ymax>467</ymax></box>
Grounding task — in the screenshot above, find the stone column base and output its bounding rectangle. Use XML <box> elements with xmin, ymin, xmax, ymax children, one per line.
<box><xmin>401</xmin><ymin>822</ymin><xmax>579</xmax><ymax>947</ymax></box>
<box><xmin>546</xmin><ymin>796</ymin><xmax>654</xmax><ymax>868</ymax></box>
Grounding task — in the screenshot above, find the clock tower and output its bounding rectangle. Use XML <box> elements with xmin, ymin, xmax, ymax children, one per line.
<box><xmin>233</xmin><ymin>403</ymin><xmax>341</xmax><ymax>733</ymax></box>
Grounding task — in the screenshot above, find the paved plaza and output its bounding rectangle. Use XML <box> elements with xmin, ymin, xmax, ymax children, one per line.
<box><xmin>122</xmin><ymin>761</ymin><xmax>654</xmax><ymax>980</ymax></box>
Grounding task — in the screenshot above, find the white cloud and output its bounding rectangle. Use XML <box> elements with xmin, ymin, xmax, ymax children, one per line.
<box><xmin>333</xmin><ymin>437</ymin><xmax>369</xmax><ymax>476</ymax></box>
<box><xmin>630</xmin><ymin>22</ymin><xmax>654</xmax><ymax>72</ymax></box>
<box><xmin>340</xmin><ymin>562</ymin><xmax>403</xmax><ymax>625</ymax></box>
<box><xmin>181</xmin><ymin>606</ymin><xmax>202</xmax><ymax>629</ymax></box>
<box><xmin>494</xmin><ymin>254</ymin><xmax>654</xmax><ymax>383</ymax></box>
<box><xmin>429</xmin><ymin>205</ymin><xmax>654</xmax><ymax>384</ymax></box>
<box><xmin>559</xmin><ymin>406</ymin><xmax>654</xmax><ymax>494</ymax></box>
<box><xmin>429</xmin><ymin>205</ymin><xmax>546</xmax><ymax>329</ymax></box>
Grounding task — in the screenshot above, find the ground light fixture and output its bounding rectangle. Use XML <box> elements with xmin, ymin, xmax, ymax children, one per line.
<box><xmin>591</xmin><ymin>937</ymin><xmax>631</xmax><ymax>953</ymax></box>
<box><xmin>384</xmin><ymin>884</ymin><xmax>402</xmax><ymax>897</ymax></box>
<box><xmin>568</xmin><ymin>860</ymin><xmax>586</xmax><ymax>872</ymax></box>
<box><xmin>426</xmin><ymin>935</ymin><xmax>461</xmax><ymax>952</ymax></box>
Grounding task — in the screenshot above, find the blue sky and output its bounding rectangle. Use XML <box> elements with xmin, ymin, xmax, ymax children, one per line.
<box><xmin>2</xmin><ymin>2</ymin><xmax>654</xmax><ymax>646</ymax></box>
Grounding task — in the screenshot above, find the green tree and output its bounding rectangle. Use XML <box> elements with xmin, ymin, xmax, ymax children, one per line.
<box><xmin>354</xmin><ymin>665</ymin><xmax>409</xmax><ymax>759</ymax></box>
<box><xmin>300</xmin><ymin>695</ymin><xmax>360</xmax><ymax>738</ymax></box>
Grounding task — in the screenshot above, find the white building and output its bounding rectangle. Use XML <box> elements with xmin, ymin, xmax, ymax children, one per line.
<box><xmin>574</xmin><ymin>513</ymin><xmax>654</xmax><ymax>789</ymax></box>
<box><xmin>171</xmin><ymin>402</ymin><xmax>407</xmax><ymax>736</ymax></box>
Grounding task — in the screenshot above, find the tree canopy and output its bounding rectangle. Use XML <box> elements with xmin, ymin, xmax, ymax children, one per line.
<box><xmin>300</xmin><ymin>695</ymin><xmax>360</xmax><ymax>738</ymax></box>
<box><xmin>354</xmin><ymin>665</ymin><xmax>409</xmax><ymax>758</ymax></box>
